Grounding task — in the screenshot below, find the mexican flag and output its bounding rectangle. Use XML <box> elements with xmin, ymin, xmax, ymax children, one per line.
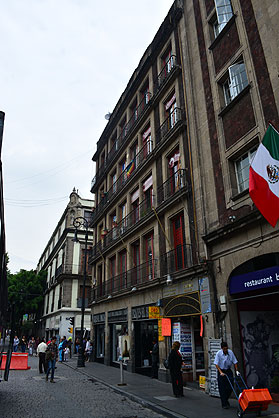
<box><xmin>249</xmin><ymin>124</ymin><xmax>279</xmax><ymax>227</ymax></box>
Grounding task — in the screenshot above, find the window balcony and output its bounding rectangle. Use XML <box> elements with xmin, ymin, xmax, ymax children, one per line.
<box><xmin>90</xmin><ymin>142</ymin><xmax>154</xmax><ymax>226</ymax></box>
<box><xmin>160</xmin><ymin>243</ymin><xmax>193</xmax><ymax>276</ymax></box>
<box><xmin>156</xmin><ymin>107</ymin><xmax>183</xmax><ymax>146</ymax></box>
<box><xmin>154</xmin><ymin>55</ymin><xmax>178</xmax><ymax>95</ymax></box>
<box><xmin>91</xmin><ymin>259</ymin><xmax>158</xmax><ymax>300</ymax></box>
<box><xmin>157</xmin><ymin>169</ymin><xmax>188</xmax><ymax>206</ymax></box>
<box><xmin>90</xmin><ymin>197</ymin><xmax>154</xmax><ymax>262</ymax></box>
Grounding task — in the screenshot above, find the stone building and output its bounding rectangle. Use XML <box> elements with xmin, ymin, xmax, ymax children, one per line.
<box><xmin>89</xmin><ymin>0</ymin><xmax>279</xmax><ymax>389</ymax></box>
<box><xmin>37</xmin><ymin>189</ymin><xmax>94</xmax><ymax>342</ymax></box>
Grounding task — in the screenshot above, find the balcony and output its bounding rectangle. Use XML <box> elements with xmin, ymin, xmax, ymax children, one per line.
<box><xmin>154</xmin><ymin>55</ymin><xmax>178</xmax><ymax>95</ymax></box>
<box><xmin>156</xmin><ymin>107</ymin><xmax>183</xmax><ymax>146</ymax></box>
<box><xmin>90</xmin><ymin>142</ymin><xmax>154</xmax><ymax>225</ymax></box>
<box><xmin>77</xmin><ymin>297</ymin><xmax>89</xmax><ymax>308</ymax></box>
<box><xmin>157</xmin><ymin>169</ymin><xmax>188</xmax><ymax>206</ymax></box>
<box><xmin>92</xmin><ymin>259</ymin><xmax>158</xmax><ymax>300</ymax></box>
<box><xmin>90</xmin><ymin>197</ymin><xmax>154</xmax><ymax>261</ymax></box>
<box><xmin>160</xmin><ymin>243</ymin><xmax>193</xmax><ymax>276</ymax></box>
<box><xmin>91</xmin><ymin>93</ymin><xmax>152</xmax><ymax>193</ymax></box>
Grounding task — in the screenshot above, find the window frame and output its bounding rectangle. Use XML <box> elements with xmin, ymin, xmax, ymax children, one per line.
<box><xmin>234</xmin><ymin>146</ymin><xmax>257</xmax><ymax>193</ymax></box>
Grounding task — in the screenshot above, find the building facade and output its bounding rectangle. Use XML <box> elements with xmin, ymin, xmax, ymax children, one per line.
<box><xmin>37</xmin><ymin>189</ymin><xmax>94</xmax><ymax>342</ymax></box>
<box><xmin>89</xmin><ymin>0</ymin><xmax>279</xmax><ymax>389</ymax></box>
<box><xmin>0</xmin><ymin>111</ymin><xmax>8</xmax><ymax>335</ymax></box>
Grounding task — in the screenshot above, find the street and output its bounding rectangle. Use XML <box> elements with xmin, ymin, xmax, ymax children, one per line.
<box><xmin>0</xmin><ymin>356</ymin><xmax>165</xmax><ymax>418</ymax></box>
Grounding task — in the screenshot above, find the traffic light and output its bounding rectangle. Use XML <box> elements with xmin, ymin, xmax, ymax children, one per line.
<box><xmin>68</xmin><ymin>327</ymin><xmax>73</xmax><ymax>334</ymax></box>
<box><xmin>69</xmin><ymin>317</ymin><xmax>74</xmax><ymax>326</ymax></box>
<box><xmin>68</xmin><ymin>317</ymin><xmax>74</xmax><ymax>333</ymax></box>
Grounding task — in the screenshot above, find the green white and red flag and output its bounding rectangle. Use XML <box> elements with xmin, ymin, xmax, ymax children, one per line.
<box><xmin>249</xmin><ymin>124</ymin><xmax>279</xmax><ymax>227</ymax></box>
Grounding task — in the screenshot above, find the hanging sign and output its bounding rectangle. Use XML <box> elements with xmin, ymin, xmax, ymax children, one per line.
<box><xmin>161</xmin><ymin>318</ymin><xmax>171</xmax><ymax>336</ymax></box>
<box><xmin>149</xmin><ymin>306</ymin><xmax>160</xmax><ymax>319</ymax></box>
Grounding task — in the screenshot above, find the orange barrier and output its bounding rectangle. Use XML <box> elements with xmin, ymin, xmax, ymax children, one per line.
<box><xmin>0</xmin><ymin>352</ymin><xmax>30</xmax><ymax>370</ymax></box>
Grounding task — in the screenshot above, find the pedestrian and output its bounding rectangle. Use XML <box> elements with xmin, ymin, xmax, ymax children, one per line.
<box><xmin>45</xmin><ymin>336</ymin><xmax>58</xmax><ymax>383</ymax></box>
<box><xmin>75</xmin><ymin>337</ymin><xmax>80</xmax><ymax>354</ymax></box>
<box><xmin>20</xmin><ymin>336</ymin><xmax>28</xmax><ymax>353</ymax></box>
<box><xmin>67</xmin><ymin>337</ymin><xmax>72</xmax><ymax>358</ymax></box>
<box><xmin>85</xmin><ymin>337</ymin><xmax>91</xmax><ymax>362</ymax></box>
<box><xmin>62</xmin><ymin>336</ymin><xmax>67</xmax><ymax>361</ymax></box>
<box><xmin>28</xmin><ymin>336</ymin><xmax>36</xmax><ymax>356</ymax></box>
<box><xmin>37</xmin><ymin>338</ymin><xmax>47</xmax><ymax>374</ymax></box>
<box><xmin>64</xmin><ymin>346</ymin><xmax>70</xmax><ymax>361</ymax></box>
<box><xmin>150</xmin><ymin>339</ymin><xmax>159</xmax><ymax>378</ymax></box>
<box><xmin>58</xmin><ymin>338</ymin><xmax>64</xmax><ymax>362</ymax></box>
<box><xmin>168</xmin><ymin>341</ymin><xmax>184</xmax><ymax>398</ymax></box>
<box><xmin>214</xmin><ymin>341</ymin><xmax>239</xmax><ymax>409</ymax></box>
<box><xmin>13</xmin><ymin>335</ymin><xmax>19</xmax><ymax>352</ymax></box>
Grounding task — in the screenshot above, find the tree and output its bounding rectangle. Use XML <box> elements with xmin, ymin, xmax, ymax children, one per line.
<box><xmin>7</xmin><ymin>269</ymin><xmax>47</xmax><ymax>328</ymax></box>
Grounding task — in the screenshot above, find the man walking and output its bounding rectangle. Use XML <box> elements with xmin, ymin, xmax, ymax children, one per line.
<box><xmin>45</xmin><ymin>336</ymin><xmax>58</xmax><ymax>383</ymax></box>
<box><xmin>37</xmin><ymin>338</ymin><xmax>47</xmax><ymax>374</ymax></box>
<box><xmin>214</xmin><ymin>341</ymin><xmax>239</xmax><ymax>409</ymax></box>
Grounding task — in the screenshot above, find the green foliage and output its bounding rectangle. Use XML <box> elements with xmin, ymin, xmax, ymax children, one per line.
<box><xmin>7</xmin><ymin>269</ymin><xmax>47</xmax><ymax>325</ymax></box>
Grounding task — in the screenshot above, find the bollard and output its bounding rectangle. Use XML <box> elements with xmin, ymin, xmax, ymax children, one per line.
<box><xmin>117</xmin><ymin>357</ymin><xmax>127</xmax><ymax>386</ymax></box>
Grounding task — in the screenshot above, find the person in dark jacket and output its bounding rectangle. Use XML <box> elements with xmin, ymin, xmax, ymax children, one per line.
<box><xmin>168</xmin><ymin>341</ymin><xmax>184</xmax><ymax>397</ymax></box>
<box><xmin>150</xmin><ymin>339</ymin><xmax>159</xmax><ymax>378</ymax></box>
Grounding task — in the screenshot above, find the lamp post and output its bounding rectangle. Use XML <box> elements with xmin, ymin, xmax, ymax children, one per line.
<box><xmin>73</xmin><ymin>216</ymin><xmax>89</xmax><ymax>368</ymax></box>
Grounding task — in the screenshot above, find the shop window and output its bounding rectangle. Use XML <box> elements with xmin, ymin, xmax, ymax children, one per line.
<box><xmin>212</xmin><ymin>0</ymin><xmax>233</xmax><ymax>37</ymax></box>
<box><xmin>172</xmin><ymin>213</ymin><xmax>186</xmax><ymax>271</ymax></box>
<box><xmin>96</xmin><ymin>324</ymin><xmax>105</xmax><ymax>358</ymax></box>
<box><xmin>234</xmin><ymin>146</ymin><xmax>257</xmax><ymax>193</ymax></box>
<box><xmin>112</xmin><ymin>324</ymin><xmax>129</xmax><ymax>363</ymax></box>
<box><xmin>222</xmin><ymin>60</ymin><xmax>248</xmax><ymax>106</ymax></box>
<box><xmin>144</xmin><ymin>233</ymin><xmax>154</xmax><ymax>280</ymax></box>
<box><xmin>142</xmin><ymin>125</ymin><xmax>152</xmax><ymax>158</ymax></box>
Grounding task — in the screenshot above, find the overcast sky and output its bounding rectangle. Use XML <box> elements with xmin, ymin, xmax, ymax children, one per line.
<box><xmin>1</xmin><ymin>0</ymin><xmax>172</xmax><ymax>273</ymax></box>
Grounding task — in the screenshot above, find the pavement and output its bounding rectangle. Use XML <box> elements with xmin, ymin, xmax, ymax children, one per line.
<box><xmin>63</xmin><ymin>356</ymin><xmax>279</xmax><ymax>418</ymax></box>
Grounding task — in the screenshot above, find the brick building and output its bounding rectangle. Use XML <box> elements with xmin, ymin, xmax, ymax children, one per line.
<box><xmin>37</xmin><ymin>189</ymin><xmax>94</xmax><ymax>342</ymax></box>
<box><xmin>89</xmin><ymin>0</ymin><xmax>279</xmax><ymax>389</ymax></box>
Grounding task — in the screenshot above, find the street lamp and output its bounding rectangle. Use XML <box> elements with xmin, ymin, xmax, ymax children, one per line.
<box><xmin>72</xmin><ymin>216</ymin><xmax>89</xmax><ymax>367</ymax></box>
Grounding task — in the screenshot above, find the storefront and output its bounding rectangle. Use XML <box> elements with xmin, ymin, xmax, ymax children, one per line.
<box><xmin>93</xmin><ymin>312</ymin><xmax>105</xmax><ymax>363</ymax></box>
<box><xmin>229</xmin><ymin>255</ymin><xmax>279</xmax><ymax>390</ymax></box>
<box><xmin>132</xmin><ymin>304</ymin><xmax>158</xmax><ymax>376</ymax></box>
<box><xmin>108</xmin><ymin>308</ymin><xmax>129</xmax><ymax>365</ymax></box>
<box><xmin>161</xmin><ymin>277</ymin><xmax>209</xmax><ymax>381</ymax></box>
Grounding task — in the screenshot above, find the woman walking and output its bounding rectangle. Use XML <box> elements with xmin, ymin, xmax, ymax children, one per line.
<box><xmin>168</xmin><ymin>341</ymin><xmax>184</xmax><ymax>398</ymax></box>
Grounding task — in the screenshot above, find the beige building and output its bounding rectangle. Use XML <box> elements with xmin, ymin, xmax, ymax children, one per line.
<box><xmin>38</xmin><ymin>189</ymin><xmax>94</xmax><ymax>342</ymax></box>
<box><xmin>90</xmin><ymin>0</ymin><xmax>279</xmax><ymax>389</ymax></box>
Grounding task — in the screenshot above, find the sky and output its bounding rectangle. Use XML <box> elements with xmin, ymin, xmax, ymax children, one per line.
<box><xmin>1</xmin><ymin>0</ymin><xmax>173</xmax><ymax>274</ymax></box>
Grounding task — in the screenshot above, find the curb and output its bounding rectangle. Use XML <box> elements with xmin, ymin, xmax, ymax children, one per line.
<box><xmin>63</xmin><ymin>361</ymin><xmax>187</xmax><ymax>418</ymax></box>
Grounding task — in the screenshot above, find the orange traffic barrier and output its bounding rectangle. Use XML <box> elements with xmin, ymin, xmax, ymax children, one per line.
<box><xmin>0</xmin><ymin>352</ymin><xmax>30</xmax><ymax>370</ymax></box>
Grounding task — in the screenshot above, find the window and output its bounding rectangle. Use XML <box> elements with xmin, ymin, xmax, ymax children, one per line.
<box><xmin>162</xmin><ymin>48</ymin><xmax>174</xmax><ymax>75</ymax></box>
<box><xmin>130</xmin><ymin>99</ymin><xmax>138</xmax><ymax>123</ymax></box>
<box><xmin>119</xmin><ymin>250</ymin><xmax>127</xmax><ymax>289</ymax></box>
<box><xmin>141</xmin><ymin>83</ymin><xmax>150</xmax><ymax>106</ymax></box>
<box><xmin>119</xmin><ymin>201</ymin><xmax>127</xmax><ymax>231</ymax></box>
<box><xmin>213</xmin><ymin>0</ymin><xmax>233</xmax><ymax>36</ymax></box>
<box><xmin>131</xmin><ymin>189</ymin><xmax>139</xmax><ymax>224</ymax></box>
<box><xmin>235</xmin><ymin>147</ymin><xmax>257</xmax><ymax>193</ymax></box>
<box><xmin>145</xmin><ymin>233</ymin><xmax>154</xmax><ymax>280</ymax></box>
<box><xmin>172</xmin><ymin>214</ymin><xmax>186</xmax><ymax>271</ymax></box>
<box><xmin>142</xmin><ymin>126</ymin><xmax>152</xmax><ymax>158</ymax></box>
<box><xmin>168</xmin><ymin>149</ymin><xmax>181</xmax><ymax>191</ymax></box>
<box><xmin>143</xmin><ymin>175</ymin><xmax>153</xmax><ymax>211</ymax></box>
<box><xmin>223</xmin><ymin>61</ymin><xmax>248</xmax><ymax>105</ymax></box>
<box><xmin>111</xmin><ymin>170</ymin><xmax>117</xmax><ymax>193</ymax></box>
<box><xmin>165</xmin><ymin>92</ymin><xmax>177</xmax><ymax>128</ymax></box>
<box><xmin>109</xmin><ymin>256</ymin><xmax>116</xmax><ymax>293</ymax></box>
<box><xmin>131</xmin><ymin>241</ymin><xmax>140</xmax><ymax>285</ymax></box>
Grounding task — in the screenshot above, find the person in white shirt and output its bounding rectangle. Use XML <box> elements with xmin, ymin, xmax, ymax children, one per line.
<box><xmin>37</xmin><ymin>338</ymin><xmax>48</xmax><ymax>374</ymax></box>
<box><xmin>214</xmin><ymin>341</ymin><xmax>239</xmax><ymax>409</ymax></box>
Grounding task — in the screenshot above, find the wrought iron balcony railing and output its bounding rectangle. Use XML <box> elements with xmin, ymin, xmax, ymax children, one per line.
<box><xmin>90</xmin><ymin>141</ymin><xmax>154</xmax><ymax>225</ymax></box>
<box><xmin>160</xmin><ymin>243</ymin><xmax>193</xmax><ymax>275</ymax></box>
<box><xmin>91</xmin><ymin>93</ymin><xmax>152</xmax><ymax>191</ymax></box>
<box><xmin>157</xmin><ymin>169</ymin><xmax>188</xmax><ymax>205</ymax></box>
<box><xmin>91</xmin><ymin>196</ymin><xmax>154</xmax><ymax>259</ymax></box>
<box><xmin>156</xmin><ymin>107</ymin><xmax>183</xmax><ymax>145</ymax></box>
<box><xmin>154</xmin><ymin>55</ymin><xmax>177</xmax><ymax>93</ymax></box>
<box><xmin>91</xmin><ymin>259</ymin><xmax>158</xmax><ymax>300</ymax></box>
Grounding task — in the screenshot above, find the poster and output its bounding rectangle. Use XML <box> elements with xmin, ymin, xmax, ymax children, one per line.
<box><xmin>172</xmin><ymin>322</ymin><xmax>192</xmax><ymax>369</ymax></box>
<box><xmin>239</xmin><ymin>311</ymin><xmax>279</xmax><ymax>388</ymax></box>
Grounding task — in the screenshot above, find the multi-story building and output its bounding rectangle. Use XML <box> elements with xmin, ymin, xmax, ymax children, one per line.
<box><xmin>0</xmin><ymin>111</ymin><xmax>8</xmax><ymax>334</ymax></box>
<box><xmin>37</xmin><ymin>189</ymin><xmax>94</xmax><ymax>342</ymax></box>
<box><xmin>90</xmin><ymin>0</ymin><xmax>279</xmax><ymax>389</ymax></box>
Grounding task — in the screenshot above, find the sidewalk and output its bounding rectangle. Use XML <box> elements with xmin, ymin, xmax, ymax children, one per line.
<box><xmin>63</xmin><ymin>356</ymin><xmax>279</xmax><ymax>418</ymax></box>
